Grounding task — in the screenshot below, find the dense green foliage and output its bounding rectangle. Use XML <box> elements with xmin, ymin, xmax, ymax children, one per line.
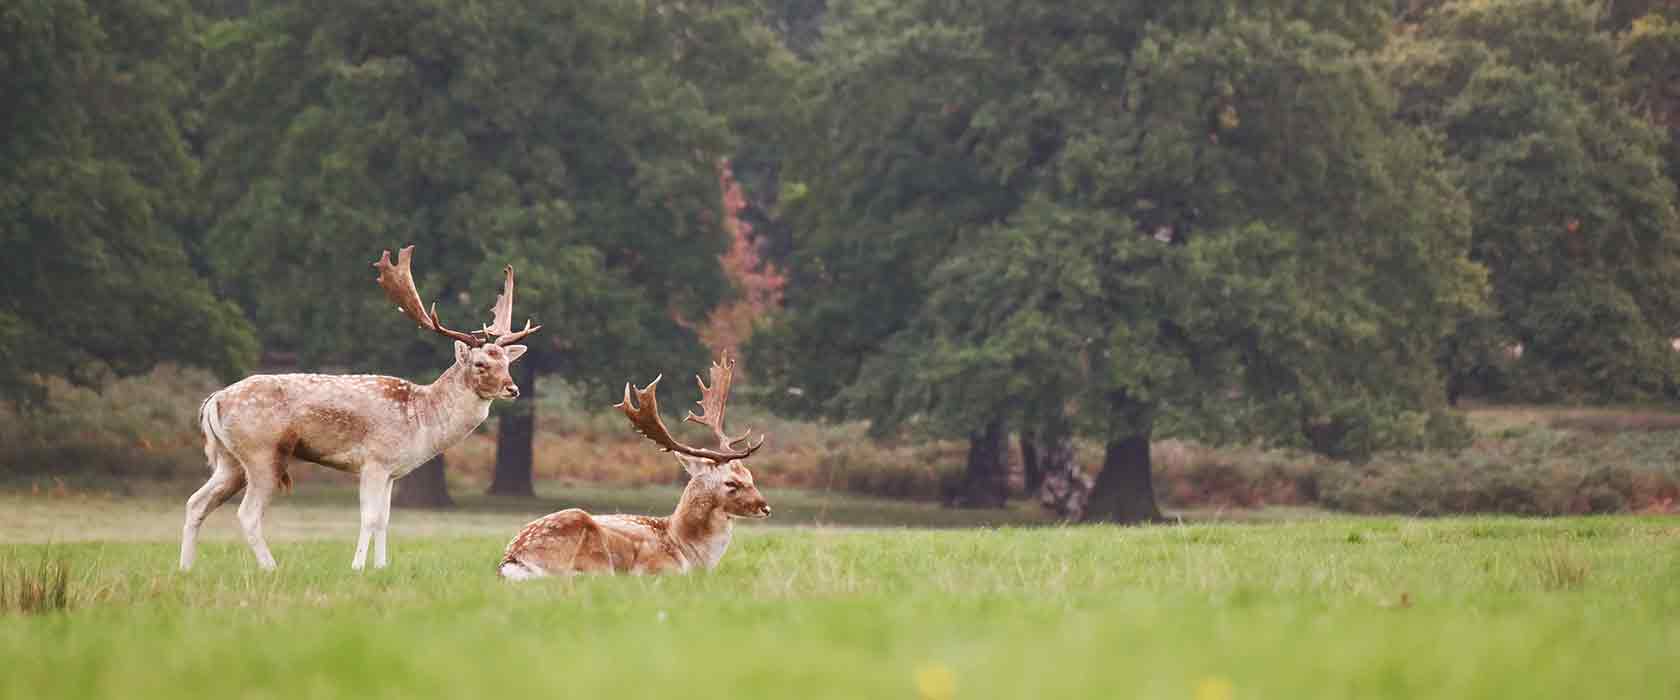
<box><xmin>749</xmin><ymin>0</ymin><xmax>1504</xmax><ymax>518</ymax></box>
<box><xmin>196</xmin><ymin>0</ymin><xmax>777</xmax><ymax>384</ymax></box>
<box><xmin>3</xmin><ymin>0</ymin><xmax>792</xmax><ymax>402</ymax></box>
<box><xmin>1</xmin><ymin>0</ymin><xmax>257</xmax><ymax>403</ymax></box>
<box><xmin>4</xmin><ymin>0</ymin><xmax>792</xmax><ymax>494</ymax></box>
<box><xmin>4</xmin><ymin>0</ymin><xmax>1679</xmax><ymax>514</ymax></box>
<box><xmin>3</xmin><ymin>506</ymin><xmax>1678</xmax><ymax>699</ymax></box>
<box><xmin>1387</xmin><ymin>0</ymin><xmax>1680</xmax><ymax>402</ymax></box>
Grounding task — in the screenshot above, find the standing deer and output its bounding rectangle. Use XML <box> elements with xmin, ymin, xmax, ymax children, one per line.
<box><xmin>180</xmin><ymin>245</ymin><xmax>540</xmax><ymax>571</ymax></box>
<box><xmin>497</xmin><ymin>354</ymin><xmax>769</xmax><ymax>578</ymax></box>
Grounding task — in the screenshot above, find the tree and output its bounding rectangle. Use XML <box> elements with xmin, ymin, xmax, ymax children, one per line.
<box><xmin>754</xmin><ymin>0</ymin><xmax>1486</xmax><ymax>521</ymax></box>
<box><xmin>392</xmin><ymin>455</ymin><xmax>453</xmax><ymax>509</ymax></box>
<box><xmin>195</xmin><ymin>0</ymin><xmax>767</xmax><ymax>497</ymax></box>
<box><xmin>691</xmin><ymin>158</ymin><xmax>787</xmax><ymax>360</ymax></box>
<box><xmin>1386</xmin><ymin>0</ymin><xmax>1680</xmax><ymax>402</ymax></box>
<box><xmin>1617</xmin><ymin>10</ymin><xmax>1680</xmax><ymax>188</ymax></box>
<box><xmin>746</xmin><ymin>0</ymin><xmax>1033</xmax><ymax>504</ymax></box>
<box><xmin>0</xmin><ymin>0</ymin><xmax>256</xmax><ymax>405</ymax></box>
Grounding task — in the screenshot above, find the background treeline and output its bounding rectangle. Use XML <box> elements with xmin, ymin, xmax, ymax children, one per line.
<box><xmin>3</xmin><ymin>0</ymin><xmax>1679</xmax><ymax>521</ymax></box>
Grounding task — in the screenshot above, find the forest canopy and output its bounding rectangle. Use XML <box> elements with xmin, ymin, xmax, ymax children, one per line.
<box><xmin>4</xmin><ymin>0</ymin><xmax>1678</xmax><ymax>520</ymax></box>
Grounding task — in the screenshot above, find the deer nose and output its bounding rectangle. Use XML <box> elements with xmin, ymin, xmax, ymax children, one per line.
<box><xmin>760</xmin><ymin>504</ymin><xmax>772</xmax><ymax>517</ymax></box>
<box><xmin>506</xmin><ymin>384</ymin><xmax>520</xmax><ymax>398</ymax></box>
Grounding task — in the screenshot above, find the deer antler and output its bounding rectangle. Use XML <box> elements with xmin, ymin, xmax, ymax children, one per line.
<box><xmin>616</xmin><ymin>374</ymin><xmax>763</xmax><ymax>464</ymax></box>
<box><xmin>483</xmin><ymin>265</ymin><xmax>542</xmax><ymax>346</ymax></box>
<box><xmin>373</xmin><ymin>246</ymin><xmax>483</xmax><ymax>347</ymax></box>
<box><xmin>684</xmin><ymin>352</ymin><xmax>757</xmax><ymax>451</ymax></box>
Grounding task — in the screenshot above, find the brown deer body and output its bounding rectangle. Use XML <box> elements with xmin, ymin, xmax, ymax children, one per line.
<box><xmin>498</xmin><ymin>355</ymin><xmax>768</xmax><ymax>578</ymax></box>
<box><xmin>180</xmin><ymin>246</ymin><xmax>540</xmax><ymax>571</ymax></box>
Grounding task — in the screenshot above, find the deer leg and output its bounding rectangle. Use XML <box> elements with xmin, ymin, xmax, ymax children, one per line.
<box><xmin>352</xmin><ymin>467</ymin><xmax>392</xmax><ymax>570</ymax></box>
<box><xmin>374</xmin><ymin>472</ymin><xmax>395</xmax><ymax>568</ymax></box>
<box><xmin>235</xmin><ymin>453</ymin><xmax>281</xmax><ymax>571</ymax></box>
<box><xmin>180</xmin><ymin>451</ymin><xmax>247</xmax><ymax>571</ymax></box>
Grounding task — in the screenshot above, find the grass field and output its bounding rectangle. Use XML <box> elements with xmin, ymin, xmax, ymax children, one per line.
<box><xmin>3</xmin><ymin>490</ymin><xmax>1677</xmax><ymax>699</ymax></box>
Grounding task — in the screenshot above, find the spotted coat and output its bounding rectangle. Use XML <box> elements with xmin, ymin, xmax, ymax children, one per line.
<box><xmin>498</xmin><ymin>461</ymin><xmax>770</xmax><ymax>578</ymax></box>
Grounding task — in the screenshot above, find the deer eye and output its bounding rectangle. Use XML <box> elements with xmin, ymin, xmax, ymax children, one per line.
<box><xmin>724</xmin><ymin>480</ymin><xmax>742</xmax><ymax>490</ymax></box>
<box><xmin>473</xmin><ymin>360</ymin><xmax>488</xmax><ymax>369</ymax></box>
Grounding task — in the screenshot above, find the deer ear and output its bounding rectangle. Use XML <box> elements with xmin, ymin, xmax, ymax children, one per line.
<box><xmin>454</xmin><ymin>341</ymin><xmax>472</xmax><ymax>365</ymax></box>
<box><xmin>504</xmin><ymin>345</ymin><xmax>528</xmax><ymax>363</ymax></box>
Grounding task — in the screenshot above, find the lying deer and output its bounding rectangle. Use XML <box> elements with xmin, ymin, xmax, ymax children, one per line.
<box><xmin>497</xmin><ymin>354</ymin><xmax>769</xmax><ymax>578</ymax></box>
<box><xmin>180</xmin><ymin>246</ymin><xmax>540</xmax><ymax>571</ymax></box>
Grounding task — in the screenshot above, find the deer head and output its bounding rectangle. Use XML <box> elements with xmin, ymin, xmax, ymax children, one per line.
<box><xmin>373</xmin><ymin>245</ymin><xmax>542</xmax><ymax>400</ymax></box>
<box><xmin>616</xmin><ymin>352</ymin><xmax>770</xmax><ymax>519</ymax></box>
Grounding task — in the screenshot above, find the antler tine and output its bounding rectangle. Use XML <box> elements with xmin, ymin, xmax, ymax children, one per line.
<box><xmin>486</xmin><ymin>264</ymin><xmax>543</xmax><ymax>346</ymax></box>
<box><xmin>373</xmin><ymin>246</ymin><xmax>483</xmax><ymax>347</ymax></box>
<box><xmin>485</xmin><ymin>265</ymin><xmax>515</xmax><ymax>336</ymax></box>
<box><xmin>683</xmin><ymin>352</ymin><xmax>756</xmax><ymax>450</ymax></box>
<box><xmin>496</xmin><ymin>319</ymin><xmax>541</xmax><ymax>345</ymax></box>
<box><xmin>615</xmin><ymin>373</ymin><xmax>761</xmax><ymax>464</ymax></box>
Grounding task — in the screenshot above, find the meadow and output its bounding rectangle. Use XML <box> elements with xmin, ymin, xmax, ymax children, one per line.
<box><xmin>3</xmin><ymin>368</ymin><xmax>1679</xmax><ymax>698</ymax></box>
<box><xmin>3</xmin><ymin>489</ymin><xmax>1677</xmax><ymax>700</ymax></box>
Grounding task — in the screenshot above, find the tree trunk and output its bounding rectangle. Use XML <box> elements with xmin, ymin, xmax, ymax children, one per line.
<box><xmin>947</xmin><ymin>418</ymin><xmax>1008</xmax><ymax>509</ymax></box>
<box><xmin>1083</xmin><ymin>402</ymin><xmax>1163</xmax><ymax>523</ymax></box>
<box><xmin>487</xmin><ymin>360</ymin><xmax>537</xmax><ymax>497</ymax></box>
<box><xmin>1019</xmin><ymin>428</ymin><xmax>1043</xmax><ymax>495</ymax></box>
<box><xmin>393</xmin><ymin>454</ymin><xmax>454</xmax><ymax>509</ymax></box>
<box><xmin>1036</xmin><ymin>417</ymin><xmax>1088</xmax><ymax>518</ymax></box>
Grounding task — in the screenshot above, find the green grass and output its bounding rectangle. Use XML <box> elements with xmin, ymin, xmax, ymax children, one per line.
<box><xmin>2</xmin><ymin>494</ymin><xmax>1677</xmax><ymax>699</ymax></box>
<box><xmin>0</xmin><ymin>481</ymin><xmax>1059</xmax><ymax>545</ymax></box>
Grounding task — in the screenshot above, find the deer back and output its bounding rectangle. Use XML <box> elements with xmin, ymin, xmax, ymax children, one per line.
<box><xmin>210</xmin><ymin>371</ymin><xmax>488</xmax><ymax>474</ymax></box>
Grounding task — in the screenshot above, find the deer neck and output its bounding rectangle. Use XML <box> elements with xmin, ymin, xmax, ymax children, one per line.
<box><xmin>668</xmin><ymin>482</ymin><xmax>733</xmax><ymax>570</ymax></box>
<box><xmin>410</xmin><ymin>363</ymin><xmax>493</xmax><ymax>458</ymax></box>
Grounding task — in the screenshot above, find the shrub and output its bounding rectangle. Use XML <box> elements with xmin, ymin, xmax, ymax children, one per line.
<box><xmin>1317</xmin><ymin>424</ymin><xmax>1680</xmax><ymax>516</ymax></box>
<box><xmin>1151</xmin><ymin>441</ymin><xmax>1319</xmax><ymax>509</ymax></box>
<box><xmin>0</xmin><ymin>365</ymin><xmax>218</xmax><ymax>480</ymax></box>
<box><xmin>8</xmin><ymin>367</ymin><xmax>1680</xmax><ymax>518</ymax></box>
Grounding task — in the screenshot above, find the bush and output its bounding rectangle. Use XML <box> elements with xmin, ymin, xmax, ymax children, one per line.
<box><xmin>7</xmin><ymin>367</ymin><xmax>1680</xmax><ymax>518</ymax></box>
<box><xmin>1318</xmin><ymin>425</ymin><xmax>1680</xmax><ymax>516</ymax></box>
<box><xmin>0</xmin><ymin>365</ymin><xmax>219</xmax><ymax>480</ymax></box>
<box><xmin>808</xmin><ymin>442</ymin><xmax>968</xmax><ymax>502</ymax></box>
<box><xmin>1151</xmin><ymin>441</ymin><xmax>1320</xmax><ymax>509</ymax></box>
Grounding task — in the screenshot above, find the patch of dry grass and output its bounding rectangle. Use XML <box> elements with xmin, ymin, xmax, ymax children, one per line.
<box><xmin>1152</xmin><ymin>440</ymin><xmax>1321</xmax><ymax>509</ymax></box>
<box><xmin>1532</xmin><ymin>546</ymin><xmax>1591</xmax><ymax>591</ymax></box>
<box><xmin>1465</xmin><ymin>403</ymin><xmax>1680</xmax><ymax>435</ymax></box>
<box><xmin>1545</xmin><ymin>410</ymin><xmax>1680</xmax><ymax>433</ymax></box>
<box><xmin>0</xmin><ymin>552</ymin><xmax>71</xmax><ymax>615</ymax></box>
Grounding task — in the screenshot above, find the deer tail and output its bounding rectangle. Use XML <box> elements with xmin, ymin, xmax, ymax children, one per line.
<box><xmin>201</xmin><ymin>389</ymin><xmax>294</xmax><ymax>496</ymax></box>
<box><xmin>198</xmin><ymin>391</ymin><xmax>235</xmax><ymax>470</ymax></box>
<box><xmin>497</xmin><ymin>557</ymin><xmax>542</xmax><ymax>581</ymax></box>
